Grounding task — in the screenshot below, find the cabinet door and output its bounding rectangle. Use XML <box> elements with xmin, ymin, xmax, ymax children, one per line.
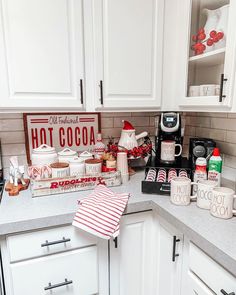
<box><xmin>110</xmin><ymin>212</ymin><xmax>156</xmax><ymax>295</ymax></box>
<box><xmin>188</xmin><ymin>271</ymin><xmax>215</xmax><ymax>295</ymax></box>
<box><xmin>93</xmin><ymin>0</ymin><xmax>164</xmax><ymax>109</ymax></box>
<box><xmin>175</xmin><ymin>0</ymin><xmax>236</xmax><ymax>110</ymax></box>
<box><xmin>156</xmin><ymin>220</ymin><xmax>183</xmax><ymax>295</ymax></box>
<box><xmin>0</xmin><ymin>0</ymin><xmax>85</xmax><ymax>109</ymax></box>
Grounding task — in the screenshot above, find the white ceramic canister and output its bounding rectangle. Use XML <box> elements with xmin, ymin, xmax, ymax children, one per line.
<box><xmin>50</xmin><ymin>162</ymin><xmax>70</xmax><ymax>178</ymax></box>
<box><xmin>31</xmin><ymin>144</ymin><xmax>58</xmax><ymax>166</ymax></box>
<box><xmin>78</xmin><ymin>151</ymin><xmax>93</xmax><ymax>162</ymax></box>
<box><xmin>58</xmin><ymin>148</ymin><xmax>77</xmax><ymax>163</ymax></box>
<box><xmin>85</xmin><ymin>159</ymin><xmax>102</xmax><ymax>176</ymax></box>
<box><xmin>69</xmin><ymin>157</ymin><xmax>85</xmax><ymax>176</ymax></box>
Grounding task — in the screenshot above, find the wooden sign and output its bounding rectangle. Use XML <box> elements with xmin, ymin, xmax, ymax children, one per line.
<box><xmin>24</xmin><ymin>113</ymin><xmax>101</xmax><ymax>164</ymax></box>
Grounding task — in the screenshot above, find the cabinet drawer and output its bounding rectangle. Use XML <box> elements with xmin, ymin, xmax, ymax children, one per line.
<box><xmin>10</xmin><ymin>246</ymin><xmax>98</xmax><ymax>295</ymax></box>
<box><xmin>7</xmin><ymin>225</ymin><xmax>97</xmax><ymax>262</ymax></box>
<box><xmin>188</xmin><ymin>271</ymin><xmax>215</xmax><ymax>295</ymax></box>
<box><xmin>189</xmin><ymin>243</ymin><xmax>236</xmax><ymax>294</ymax></box>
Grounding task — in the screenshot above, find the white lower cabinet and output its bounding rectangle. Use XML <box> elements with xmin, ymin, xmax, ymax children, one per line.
<box><xmin>11</xmin><ymin>247</ymin><xmax>98</xmax><ymax>295</ymax></box>
<box><xmin>156</xmin><ymin>219</ymin><xmax>183</xmax><ymax>295</ymax></box>
<box><xmin>109</xmin><ymin>211</ymin><xmax>157</xmax><ymax>295</ymax></box>
<box><xmin>1</xmin><ymin>226</ymin><xmax>109</xmax><ymax>295</ymax></box>
<box><xmin>1</xmin><ymin>213</ymin><xmax>236</xmax><ymax>295</ymax></box>
<box><xmin>181</xmin><ymin>240</ymin><xmax>236</xmax><ymax>295</ymax></box>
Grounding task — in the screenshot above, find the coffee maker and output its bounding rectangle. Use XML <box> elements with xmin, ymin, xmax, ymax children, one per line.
<box><xmin>155</xmin><ymin>112</ymin><xmax>183</xmax><ymax>164</ymax></box>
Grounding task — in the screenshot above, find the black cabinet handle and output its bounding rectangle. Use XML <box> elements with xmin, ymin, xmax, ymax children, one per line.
<box><xmin>41</xmin><ymin>237</ymin><xmax>71</xmax><ymax>247</ymax></box>
<box><xmin>113</xmin><ymin>237</ymin><xmax>118</xmax><ymax>248</ymax></box>
<box><xmin>221</xmin><ymin>289</ymin><xmax>235</xmax><ymax>295</ymax></box>
<box><xmin>219</xmin><ymin>73</ymin><xmax>227</xmax><ymax>102</ymax></box>
<box><xmin>80</xmin><ymin>79</ymin><xmax>84</xmax><ymax>105</ymax></box>
<box><xmin>172</xmin><ymin>236</ymin><xmax>180</xmax><ymax>262</ymax></box>
<box><xmin>99</xmin><ymin>80</ymin><xmax>104</xmax><ymax>105</ymax></box>
<box><xmin>44</xmin><ymin>278</ymin><xmax>73</xmax><ymax>290</ymax></box>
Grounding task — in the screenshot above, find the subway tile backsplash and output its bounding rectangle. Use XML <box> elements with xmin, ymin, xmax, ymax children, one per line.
<box><xmin>0</xmin><ymin>112</ymin><xmax>236</xmax><ymax>177</ymax></box>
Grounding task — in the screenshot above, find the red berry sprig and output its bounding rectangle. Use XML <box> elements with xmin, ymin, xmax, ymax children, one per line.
<box><xmin>106</xmin><ymin>142</ymin><xmax>152</xmax><ymax>159</ymax></box>
<box><xmin>191</xmin><ymin>28</ymin><xmax>224</xmax><ymax>55</ymax></box>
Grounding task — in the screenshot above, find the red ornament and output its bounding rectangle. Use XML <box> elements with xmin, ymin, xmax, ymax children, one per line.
<box><xmin>192</xmin><ymin>35</ymin><xmax>198</xmax><ymax>42</ymax></box>
<box><xmin>198</xmin><ymin>28</ymin><xmax>205</xmax><ymax>34</ymax></box>
<box><xmin>210</xmin><ymin>30</ymin><xmax>217</xmax><ymax>38</ymax></box>
<box><xmin>213</xmin><ymin>35</ymin><xmax>219</xmax><ymax>43</ymax></box>
<box><xmin>217</xmin><ymin>32</ymin><xmax>224</xmax><ymax>40</ymax></box>
<box><xmin>198</xmin><ymin>33</ymin><xmax>206</xmax><ymax>41</ymax></box>
<box><xmin>207</xmin><ymin>38</ymin><xmax>214</xmax><ymax>46</ymax></box>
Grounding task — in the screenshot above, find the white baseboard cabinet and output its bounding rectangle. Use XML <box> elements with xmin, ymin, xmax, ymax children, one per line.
<box><xmin>0</xmin><ymin>212</ymin><xmax>235</xmax><ymax>295</ymax></box>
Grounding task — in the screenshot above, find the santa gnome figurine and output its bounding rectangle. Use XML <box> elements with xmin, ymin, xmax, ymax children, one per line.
<box><xmin>118</xmin><ymin>120</ymin><xmax>148</xmax><ymax>150</ymax></box>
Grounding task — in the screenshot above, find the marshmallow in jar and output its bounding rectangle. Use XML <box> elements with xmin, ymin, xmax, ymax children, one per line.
<box><xmin>69</xmin><ymin>157</ymin><xmax>85</xmax><ymax>176</ymax></box>
<box><xmin>58</xmin><ymin>148</ymin><xmax>77</xmax><ymax>163</ymax></box>
<box><xmin>31</xmin><ymin>144</ymin><xmax>58</xmax><ymax>166</ymax></box>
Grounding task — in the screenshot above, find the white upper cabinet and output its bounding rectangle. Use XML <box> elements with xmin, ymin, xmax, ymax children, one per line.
<box><xmin>0</xmin><ymin>0</ymin><xmax>85</xmax><ymax>109</ymax></box>
<box><xmin>175</xmin><ymin>0</ymin><xmax>236</xmax><ymax>111</ymax></box>
<box><xmin>92</xmin><ymin>0</ymin><xmax>164</xmax><ymax>109</ymax></box>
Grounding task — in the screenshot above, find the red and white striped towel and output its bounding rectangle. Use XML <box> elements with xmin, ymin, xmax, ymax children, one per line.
<box><xmin>72</xmin><ymin>184</ymin><xmax>130</xmax><ymax>239</ymax></box>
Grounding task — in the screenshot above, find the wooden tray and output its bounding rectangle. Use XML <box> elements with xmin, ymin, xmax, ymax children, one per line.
<box><xmin>30</xmin><ymin>171</ymin><xmax>122</xmax><ymax>197</ymax></box>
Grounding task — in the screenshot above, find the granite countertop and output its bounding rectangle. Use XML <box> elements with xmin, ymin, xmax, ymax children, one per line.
<box><xmin>0</xmin><ymin>171</ymin><xmax>235</xmax><ymax>277</ymax></box>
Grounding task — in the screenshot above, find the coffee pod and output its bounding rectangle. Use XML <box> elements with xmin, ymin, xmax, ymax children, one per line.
<box><xmin>157</xmin><ymin>168</ymin><xmax>166</xmax><ymax>182</ymax></box>
<box><xmin>179</xmin><ymin>169</ymin><xmax>188</xmax><ymax>178</ymax></box>
<box><xmin>146</xmin><ymin>169</ymin><xmax>156</xmax><ymax>181</ymax></box>
<box><xmin>168</xmin><ymin>168</ymin><xmax>177</xmax><ymax>182</ymax></box>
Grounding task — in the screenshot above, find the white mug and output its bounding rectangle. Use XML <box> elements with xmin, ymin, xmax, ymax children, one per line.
<box><xmin>161</xmin><ymin>140</ymin><xmax>182</xmax><ymax>163</ymax></box>
<box><xmin>171</xmin><ymin>177</ymin><xmax>196</xmax><ymax>206</ymax></box>
<box><xmin>189</xmin><ymin>85</ymin><xmax>200</xmax><ymax>97</ymax></box>
<box><xmin>210</xmin><ymin>187</ymin><xmax>236</xmax><ymax>219</ymax></box>
<box><xmin>196</xmin><ymin>180</ymin><xmax>218</xmax><ymax>210</ymax></box>
<box><xmin>200</xmin><ymin>84</ymin><xmax>216</xmax><ymax>96</ymax></box>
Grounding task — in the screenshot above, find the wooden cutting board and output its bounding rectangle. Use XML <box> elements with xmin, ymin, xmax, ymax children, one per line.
<box><xmin>5</xmin><ymin>179</ymin><xmax>30</xmax><ymax>196</ymax></box>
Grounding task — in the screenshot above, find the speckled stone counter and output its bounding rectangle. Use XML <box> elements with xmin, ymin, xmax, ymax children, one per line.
<box><xmin>0</xmin><ymin>171</ymin><xmax>235</xmax><ymax>277</ymax></box>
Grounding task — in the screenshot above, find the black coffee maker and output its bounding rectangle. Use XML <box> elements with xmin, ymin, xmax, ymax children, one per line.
<box><xmin>155</xmin><ymin>112</ymin><xmax>183</xmax><ymax>164</ymax></box>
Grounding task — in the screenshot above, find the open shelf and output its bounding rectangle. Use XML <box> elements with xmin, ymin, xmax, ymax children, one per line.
<box><xmin>189</xmin><ymin>47</ymin><xmax>225</xmax><ymax>67</ymax></box>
